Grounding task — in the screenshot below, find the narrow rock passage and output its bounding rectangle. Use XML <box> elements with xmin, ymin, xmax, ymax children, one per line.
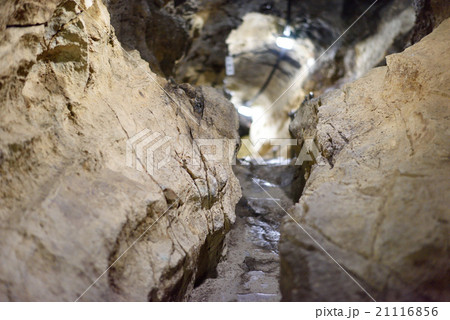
<box><xmin>188</xmin><ymin>160</ymin><xmax>303</xmax><ymax>302</ymax></box>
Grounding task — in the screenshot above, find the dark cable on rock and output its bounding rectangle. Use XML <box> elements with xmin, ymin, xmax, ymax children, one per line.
<box><xmin>245</xmin><ymin>49</ymin><xmax>286</xmax><ymax>107</ymax></box>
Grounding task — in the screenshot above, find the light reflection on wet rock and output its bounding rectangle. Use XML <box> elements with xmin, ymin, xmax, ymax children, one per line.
<box><xmin>189</xmin><ymin>160</ymin><xmax>303</xmax><ymax>301</ymax></box>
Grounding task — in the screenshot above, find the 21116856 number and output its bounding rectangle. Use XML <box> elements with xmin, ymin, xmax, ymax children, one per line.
<box><xmin>376</xmin><ymin>307</ymin><xmax>438</xmax><ymax>317</ymax></box>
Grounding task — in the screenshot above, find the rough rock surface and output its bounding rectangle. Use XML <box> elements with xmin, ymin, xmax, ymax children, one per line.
<box><xmin>0</xmin><ymin>0</ymin><xmax>240</xmax><ymax>301</ymax></box>
<box><xmin>282</xmin><ymin>19</ymin><xmax>450</xmax><ymax>301</ymax></box>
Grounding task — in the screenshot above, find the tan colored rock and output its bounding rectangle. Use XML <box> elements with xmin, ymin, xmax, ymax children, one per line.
<box><xmin>0</xmin><ymin>0</ymin><xmax>240</xmax><ymax>301</ymax></box>
<box><xmin>281</xmin><ymin>19</ymin><xmax>450</xmax><ymax>301</ymax></box>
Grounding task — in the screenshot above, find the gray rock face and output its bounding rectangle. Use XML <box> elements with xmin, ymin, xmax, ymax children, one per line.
<box><xmin>281</xmin><ymin>19</ymin><xmax>450</xmax><ymax>301</ymax></box>
<box><xmin>411</xmin><ymin>0</ymin><xmax>450</xmax><ymax>44</ymax></box>
<box><xmin>106</xmin><ymin>0</ymin><xmax>191</xmax><ymax>77</ymax></box>
<box><xmin>0</xmin><ymin>0</ymin><xmax>241</xmax><ymax>301</ymax></box>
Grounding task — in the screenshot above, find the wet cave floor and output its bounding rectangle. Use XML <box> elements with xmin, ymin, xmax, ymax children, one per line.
<box><xmin>189</xmin><ymin>160</ymin><xmax>303</xmax><ymax>302</ymax></box>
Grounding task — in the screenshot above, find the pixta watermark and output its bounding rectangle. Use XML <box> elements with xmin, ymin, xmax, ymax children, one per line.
<box><xmin>125</xmin><ymin>129</ymin><xmax>321</xmax><ymax>173</ymax></box>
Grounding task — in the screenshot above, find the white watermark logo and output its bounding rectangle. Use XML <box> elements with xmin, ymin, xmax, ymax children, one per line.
<box><xmin>295</xmin><ymin>137</ymin><xmax>321</xmax><ymax>165</ymax></box>
<box><xmin>126</xmin><ymin>129</ymin><xmax>172</xmax><ymax>175</ymax></box>
<box><xmin>126</xmin><ymin>129</ymin><xmax>321</xmax><ymax>173</ymax></box>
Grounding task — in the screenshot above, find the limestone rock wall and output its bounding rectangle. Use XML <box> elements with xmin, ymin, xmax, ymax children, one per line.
<box><xmin>0</xmin><ymin>0</ymin><xmax>241</xmax><ymax>301</ymax></box>
<box><xmin>282</xmin><ymin>19</ymin><xmax>450</xmax><ymax>301</ymax></box>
